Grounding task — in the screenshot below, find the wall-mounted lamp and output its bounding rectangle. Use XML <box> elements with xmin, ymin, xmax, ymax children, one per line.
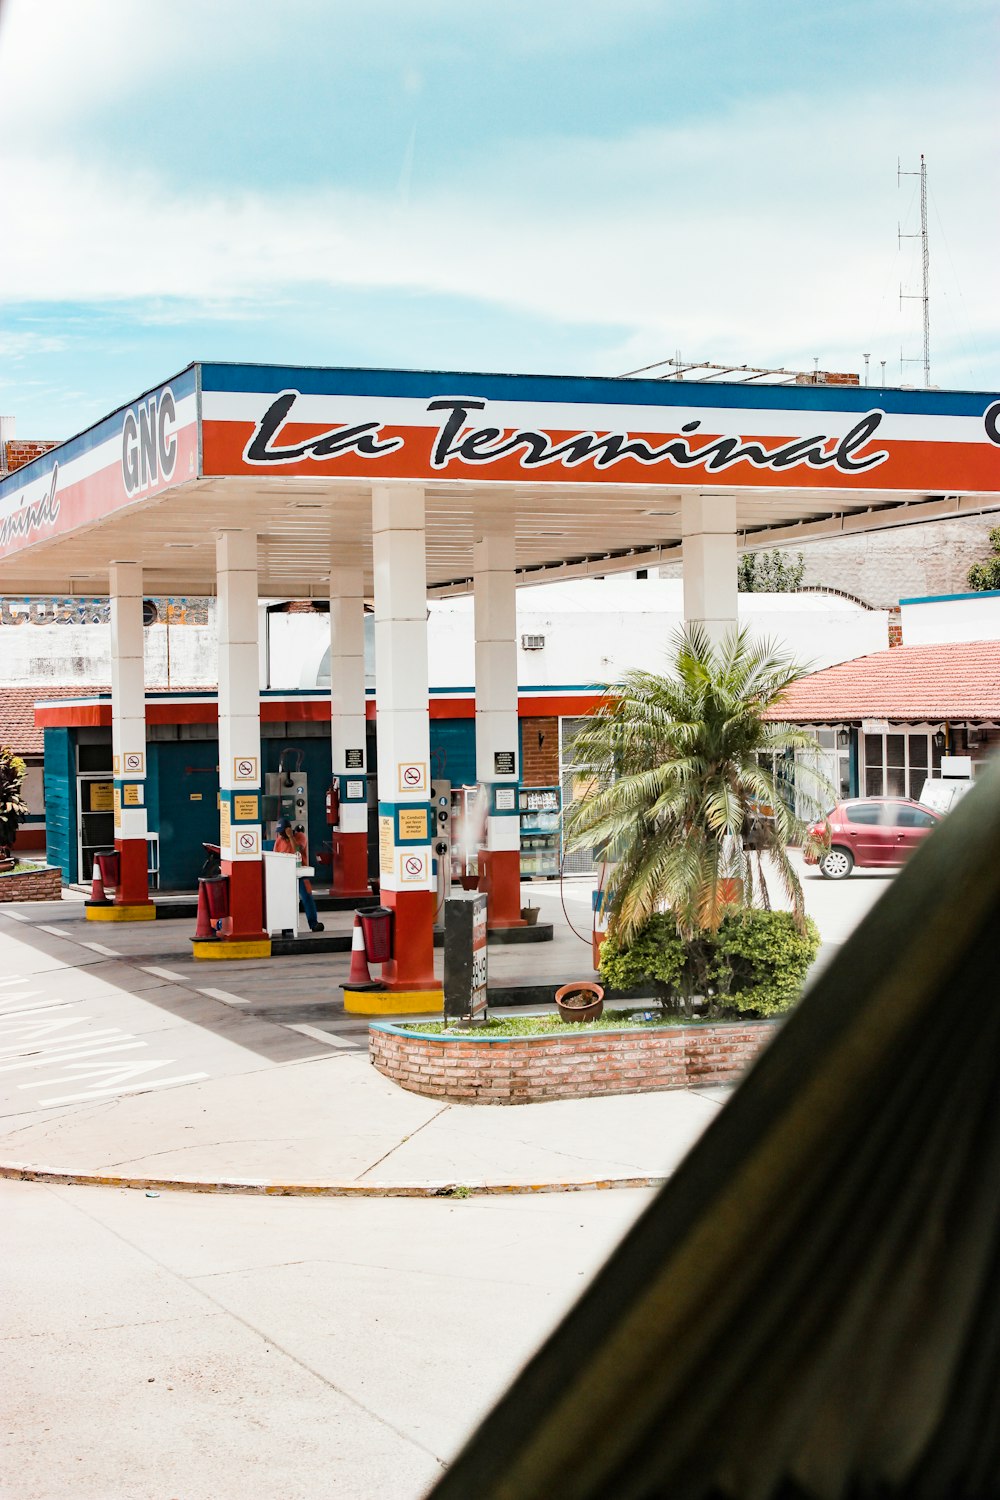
<box><xmin>933</xmin><ymin>728</ymin><xmax>947</xmax><ymax>753</ymax></box>
<box><xmin>836</xmin><ymin>727</ymin><xmax>850</xmax><ymax>750</ymax></box>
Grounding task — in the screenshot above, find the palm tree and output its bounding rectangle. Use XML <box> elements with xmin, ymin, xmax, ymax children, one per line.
<box><xmin>563</xmin><ymin>625</ymin><xmax>828</xmax><ymax>944</ymax></box>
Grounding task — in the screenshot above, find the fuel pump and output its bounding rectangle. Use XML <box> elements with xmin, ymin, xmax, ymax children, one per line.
<box><xmin>264</xmin><ymin>749</ymin><xmax>309</xmax><ymax>849</ymax></box>
<box><xmin>431</xmin><ymin>779</ymin><xmax>452</xmax><ymax>926</ymax></box>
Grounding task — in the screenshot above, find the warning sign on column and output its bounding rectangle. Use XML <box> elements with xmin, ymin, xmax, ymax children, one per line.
<box><xmin>378</xmin><ymin>815</ymin><xmax>394</xmax><ymax>875</ymax></box>
<box><xmin>397</xmin><ymin>762</ymin><xmax>428</xmax><ymax>794</ymax></box>
<box><xmin>399</xmin><ymin>850</ymin><xmax>429</xmax><ymax>884</ymax></box>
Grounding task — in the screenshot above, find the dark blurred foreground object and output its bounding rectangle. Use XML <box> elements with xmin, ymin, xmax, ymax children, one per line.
<box><xmin>428</xmin><ymin>757</ymin><xmax>1000</xmax><ymax>1500</ymax></box>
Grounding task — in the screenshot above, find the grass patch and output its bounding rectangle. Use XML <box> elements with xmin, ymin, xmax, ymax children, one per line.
<box><xmin>398</xmin><ymin>1008</ymin><xmax>714</xmax><ymax>1038</ymax></box>
<box><xmin>0</xmin><ymin>862</ymin><xmax>44</xmax><ymax>876</ymax></box>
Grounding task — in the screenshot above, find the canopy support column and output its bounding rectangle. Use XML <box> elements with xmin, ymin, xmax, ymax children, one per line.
<box><xmin>369</xmin><ymin>484</ymin><xmax>440</xmax><ymax>1001</ymax></box>
<box><xmin>681</xmin><ymin>493</ymin><xmax>738</xmax><ymax>644</ymax></box>
<box><xmin>474</xmin><ymin>527</ymin><xmax>524</xmax><ymax>929</ymax></box>
<box><xmin>329</xmin><ymin>564</ymin><xmax>371</xmax><ymax>900</ymax></box>
<box><xmin>91</xmin><ymin>561</ymin><xmax>154</xmax><ymax>920</ymax></box>
<box><xmin>205</xmin><ymin>528</ymin><xmax>268</xmax><ymax>958</ymax></box>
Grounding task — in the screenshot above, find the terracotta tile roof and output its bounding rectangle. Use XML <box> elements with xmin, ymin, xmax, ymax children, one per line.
<box><xmin>0</xmin><ymin>685</ymin><xmax>108</xmax><ymax>754</ymax></box>
<box><xmin>771</xmin><ymin>640</ymin><xmax>1000</xmax><ymax>723</ymax></box>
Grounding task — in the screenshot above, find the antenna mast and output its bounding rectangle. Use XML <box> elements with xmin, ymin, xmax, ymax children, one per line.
<box><xmin>898</xmin><ymin>154</ymin><xmax>931</xmax><ymax>386</ymax></box>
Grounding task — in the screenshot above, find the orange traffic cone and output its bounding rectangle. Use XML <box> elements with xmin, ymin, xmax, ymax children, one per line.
<box><xmin>89</xmin><ymin>865</ymin><xmax>108</xmax><ymax>904</ymax></box>
<box><xmin>343</xmin><ymin>912</ymin><xmax>383</xmax><ymax>991</ymax></box>
<box><xmin>193</xmin><ymin>881</ymin><xmax>217</xmax><ymax>941</ymax></box>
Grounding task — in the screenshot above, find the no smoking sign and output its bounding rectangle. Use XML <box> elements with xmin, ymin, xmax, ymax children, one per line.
<box><xmin>399</xmin><ymin>850</ymin><xmax>428</xmax><ymax>884</ymax></box>
<box><xmin>397</xmin><ymin>761</ymin><xmax>427</xmax><ymax>794</ymax></box>
<box><xmin>233</xmin><ymin>756</ymin><xmax>258</xmax><ymax>783</ymax></box>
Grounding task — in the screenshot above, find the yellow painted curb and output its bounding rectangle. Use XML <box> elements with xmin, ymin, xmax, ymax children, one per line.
<box><xmin>343</xmin><ymin>987</ymin><xmax>444</xmax><ymax>1015</ymax></box>
<box><xmin>85</xmin><ymin>903</ymin><xmax>157</xmax><ymax>922</ymax></box>
<box><xmin>0</xmin><ymin>1161</ymin><xmax>666</xmax><ymax>1198</ymax></box>
<box><xmin>192</xmin><ymin>938</ymin><xmax>272</xmax><ymax>960</ymax></box>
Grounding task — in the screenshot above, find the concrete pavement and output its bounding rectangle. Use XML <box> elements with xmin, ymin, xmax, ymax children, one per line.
<box><xmin>0</xmin><ymin>862</ymin><xmax>889</xmax><ymax>1194</ymax></box>
<box><xmin>1</xmin><ymin>1177</ymin><xmax>653</xmax><ymax>1499</ymax></box>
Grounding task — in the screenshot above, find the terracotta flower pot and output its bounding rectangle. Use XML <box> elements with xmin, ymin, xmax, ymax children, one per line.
<box><xmin>555</xmin><ymin>980</ymin><xmax>605</xmax><ymax>1023</ymax></box>
<box><xmin>520</xmin><ymin>905</ymin><xmax>540</xmax><ymax>926</ymax></box>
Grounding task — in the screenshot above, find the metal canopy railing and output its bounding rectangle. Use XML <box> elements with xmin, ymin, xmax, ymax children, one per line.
<box><xmin>428</xmin><ymin>757</ymin><xmax>1000</xmax><ymax>1500</ymax></box>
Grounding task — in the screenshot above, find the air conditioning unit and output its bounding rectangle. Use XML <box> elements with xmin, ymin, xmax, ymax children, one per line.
<box><xmin>521</xmin><ymin>633</ymin><xmax>545</xmax><ymax>650</ymax></box>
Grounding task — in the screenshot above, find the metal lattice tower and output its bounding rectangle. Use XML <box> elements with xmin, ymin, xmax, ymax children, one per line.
<box><xmin>899</xmin><ymin>154</ymin><xmax>931</xmax><ymax>386</ymax></box>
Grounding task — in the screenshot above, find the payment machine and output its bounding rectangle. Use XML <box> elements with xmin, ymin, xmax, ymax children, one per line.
<box><xmin>264</xmin><ymin>749</ymin><xmax>309</xmax><ymax>849</ymax></box>
<box><xmin>431</xmin><ymin>779</ymin><xmax>452</xmax><ymax>925</ymax></box>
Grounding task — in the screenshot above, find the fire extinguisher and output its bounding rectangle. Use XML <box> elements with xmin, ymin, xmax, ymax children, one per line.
<box><xmin>326</xmin><ymin>780</ymin><xmax>341</xmax><ymax>826</ymax></box>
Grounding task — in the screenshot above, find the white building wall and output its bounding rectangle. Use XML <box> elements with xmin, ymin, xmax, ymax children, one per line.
<box><xmin>0</xmin><ymin>618</ymin><xmax>217</xmax><ymax>686</ymax></box>
<box><xmin>900</xmin><ymin>592</ymin><xmax>1000</xmax><ymax>646</ymax></box>
<box><xmin>293</xmin><ymin>580</ymin><xmax>889</xmax><ymax>693</ymax></box>
<box><xmin>428</xmin><ymin>581</ymin><xmax>888</xmax><ymax>689</ymax></box>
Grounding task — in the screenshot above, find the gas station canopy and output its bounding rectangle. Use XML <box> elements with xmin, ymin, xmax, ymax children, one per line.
<box><xmin>1</xmin><ymin>362</ymin><xmax>998</xmax><ymax>598</ymax></box>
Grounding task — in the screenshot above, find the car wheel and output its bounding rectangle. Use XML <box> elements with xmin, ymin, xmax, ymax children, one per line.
<box><xmin>819</xmin><ymin>846</ymin><xmax>854</xmax><ymax>880</ymax></box>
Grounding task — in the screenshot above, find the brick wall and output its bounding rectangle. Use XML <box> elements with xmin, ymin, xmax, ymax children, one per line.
<box><xmin>0</xmin><ymin>866</ymin><xmax>63</xmax><ymax>902</ymax></box>
<box><xmin>3</xmin><ymin>440</ymin><xmax>60</xmax><ymax>475</ymax></box>
<box><xmin>520</xmin><ymin>717</ymin><xmax>559</xmax><ymax>786</ymax></box>
<box><xmin>370</xmin><ymin>1018</ymin><xmax>778</xmax><ymax>1104</ymax></box>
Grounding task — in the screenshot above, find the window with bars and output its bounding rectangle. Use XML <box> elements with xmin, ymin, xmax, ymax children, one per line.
<box><xmin>862</xmin><ymin>729</ymin><xmax>941</xmax><ymax>800</ymax></box>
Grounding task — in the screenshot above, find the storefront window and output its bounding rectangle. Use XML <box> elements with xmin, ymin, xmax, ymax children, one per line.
<box><xmin>861</xmin><ymin>728</ymin><xmax>940</xmax><ymax>801</ymax></box>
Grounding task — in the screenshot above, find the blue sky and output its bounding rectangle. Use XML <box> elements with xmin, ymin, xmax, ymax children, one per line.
<box><xmin>1</xmin><ymin>0</ymin><xmax>997</xmax><ymax>437</ymax></box>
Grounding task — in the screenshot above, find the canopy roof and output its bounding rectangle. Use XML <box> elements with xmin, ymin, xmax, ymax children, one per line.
<box><xmin>1</xmin><ymin>362</ymin><xmax>998</xmax><ymax>598</ymax></box>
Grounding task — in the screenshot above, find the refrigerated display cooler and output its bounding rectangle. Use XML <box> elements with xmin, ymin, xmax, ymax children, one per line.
<box><xmin>519</xmin><ymin>786</ymin><xmax>561</xmax><ymax>879</ymax></box>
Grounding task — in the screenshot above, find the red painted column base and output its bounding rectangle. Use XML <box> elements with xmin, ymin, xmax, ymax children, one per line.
<box><xmin>378</xmin><ymin>887</ymin><xmax>439</xmax><ymax>992</ymax></box>
<box><xmin>219</xmin><ymin>859</ymin><xmax>267</xmax><ymax>942</ymax></box>
<box><xmin>331</xmin><ymin>831</ymin><xmax>371</xmax><ymax>900</ymax></box>
<box><xmin>479</xmin><ymin>848</ymin><xmax>526</xmax><ymax>929</ymax></box>
<box><xmin>114</xmin><ymin>837</ymin><xmax>150</xmax><ymax>906</ymax></box>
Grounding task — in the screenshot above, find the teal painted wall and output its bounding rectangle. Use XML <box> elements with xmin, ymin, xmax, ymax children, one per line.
<box><xmin>43</xmin><ymin>728</ymin><xmax>76</xmax><ymax>882</ymax></box>
<box><xmin>430</xmin><ymin>719</ymin><xmax>476</xmax><ymax>790</ymax></box>
<box><xmin>150</xmin><ymin>741</ymin><xmax>221</xmax><ymax>890</ymax></box>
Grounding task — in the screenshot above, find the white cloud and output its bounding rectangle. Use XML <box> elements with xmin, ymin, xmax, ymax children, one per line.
<box><xmin>0</xmin><ymin>55</ymin><xmax>996</xmax><ymax>385</ymax></box>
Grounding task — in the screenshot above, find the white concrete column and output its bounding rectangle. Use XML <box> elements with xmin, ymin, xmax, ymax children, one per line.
<box><xmin>214</xmin><ymin>529</ymin><xmax>266</xmax><ymax>947</ymax></box>
<box><xmin>104</xmin><ymin>561</ymin><xmax>152</xmax><ymax>913</ymax></box>
<box><xmin>371</xmin><ymin>483</ymin><xmax>438</xmax><ymax>994</ymax></box>
<box><xmin>681</xmin><ymin>493</ymin><xmax>738</xmax><ymax>643</ymax></box>
<box><xmin>329</xmin><ymin>563</ymin><xmax>370</xmax><ymax>897</ymax></box>
<box><xmin>473</xmin><ymin>526</ymin><xmax>523</xmax><ymax>927</ymax></box>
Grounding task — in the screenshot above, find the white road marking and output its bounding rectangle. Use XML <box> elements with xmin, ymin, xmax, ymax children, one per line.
<box><xmin>1</xmin><ymin>911</ymin><xmax>29</xmax><ymax>922</ymax></box>
<box><xmin>0</xmin><ymin>1015</ymin><xmax>95</xmax><ymax>1052</ymax></box>
<box><xmin>0</xmin><ymin>974</ymin><xmax>30</xmax><ymax>985</ymax></box>
<box><xmin>0</xmin><ymin>997</ymin><xmax>54</xmax><ymax>1015</ymax></box>
<box><xmin>37</xmin><ymin>924</ymin><xmax>71</xmax><ymax>938</ymax></box>
<box><xmin>0</xmin><ymin>1041</ymin><xmax>146</xmax><ymax>1075</ymax></box>
<box><xmin>197</xmin><ymin>987</ymin><xmax>248</xmax><ymax>1005</ymax></box>
<box><xmin>289</xmin><ymin>1023</ymin><xmax>360</xmax><ymax>1049</ymax></box>
<box><xmin>142</xmin><ymin>966</ymin><xmax>188</xmax><ymax>983</ymax></box>
<box><xmin>82</xmin><ymin>941</ymin><xmax>121</xmax><ymax>957</ymax></box>
<box><xmin>0</xmin><ymin>1028</ymin><xmax>121</xmax><ymax>1061</ymax></box>
<box><xmin>41</xmin><ymin>1072</ymin><xmax>209</xmax><ymax>1107</ymax></box>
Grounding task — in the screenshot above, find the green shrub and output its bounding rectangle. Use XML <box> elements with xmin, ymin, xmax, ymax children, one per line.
<box><xmin>598</xmin><ymin>913</ymin><xmax>689</xmax><ymax>1003</ymax></box>
<box><xmin>710</xmin><ymin>909</ymin><xmax>820</xmax><ymax>1016</ymax></box>
<box><xmin>599</xmin><ymin>908</ymin><xmax>819</xmax><ymax>1019</ymax></box>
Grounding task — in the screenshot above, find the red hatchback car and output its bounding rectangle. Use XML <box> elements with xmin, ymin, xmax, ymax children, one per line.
<box><xmin>805</xmin><ymin>797</ymin><xmax>941</xmax><ymax>879</ymax></box>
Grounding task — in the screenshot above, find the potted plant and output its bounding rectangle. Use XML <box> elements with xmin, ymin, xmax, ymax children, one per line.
<box><xmin>520</xmin><ymin>902</ymin><xmax>541</xmax><ymax>925</ymax></box>
<box><xmin>555</xmin><ymin>980</ymin><xmax>604</xmax><ymax>1023</ymax></box>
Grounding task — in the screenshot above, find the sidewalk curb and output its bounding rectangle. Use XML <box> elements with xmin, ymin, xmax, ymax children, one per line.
<box><xmin>0</xmin><ymin>1162</ymin><xmax>667</xmax><ymax>1199</ymax></box>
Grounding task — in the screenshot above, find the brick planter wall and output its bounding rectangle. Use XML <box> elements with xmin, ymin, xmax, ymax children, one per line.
<box><xmin>369</xmin><ymin>1019</ymin><xmax>779</xmax><ymax>1105</ymax></box>
<box><xmin>0</xmin><ymin>866</ymin><xmax>63</xmax><ymax>902</ymax></box>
